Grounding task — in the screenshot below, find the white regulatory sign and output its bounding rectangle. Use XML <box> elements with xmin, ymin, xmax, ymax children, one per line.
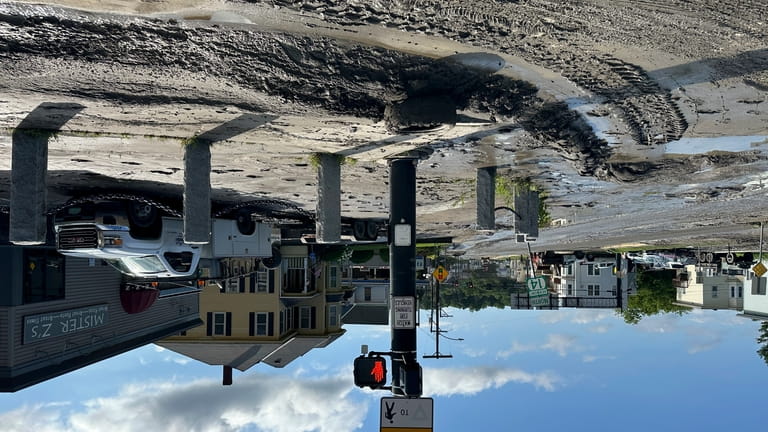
<box><xmin>391</xmin><ymin>296</ymin><xmax>416</xmax><ymax>329</ymax></box>
<box><xmin>380</xmin><ymin>397</ymin><xmax>433</xmax><ymax>431</ymax></box>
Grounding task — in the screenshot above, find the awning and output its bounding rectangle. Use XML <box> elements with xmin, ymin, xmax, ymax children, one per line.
<box><xmin>120</xmin><ymin>286</ymin><xmax>159</xmax><ymax>314</ymax></box>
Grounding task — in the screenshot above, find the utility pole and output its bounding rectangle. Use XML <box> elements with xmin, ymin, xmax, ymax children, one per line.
<box><xmin>388</xmin><ymin>157</ymin><xmax>422</xmax><ymax>397</ymax></box>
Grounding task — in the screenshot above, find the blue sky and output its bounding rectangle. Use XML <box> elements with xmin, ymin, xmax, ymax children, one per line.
<box><xmin>0</xmin><ymin>307</ymin><xmax>766</xmax><ymax>431</ymax></box>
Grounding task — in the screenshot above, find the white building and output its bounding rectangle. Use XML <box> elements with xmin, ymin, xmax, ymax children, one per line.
<box><xmin>742</xmin><ymin>261</ymin><xmax>768</xmax><ymax>320</ymax></box>
<box><xmin>675</xmin><ymin>263</ymin><xmax>744</xmax><ymax>310</ymax></box>
<box><xmin>554</xmin><ymin>258</ymin><xmax>617</xmax><ymax>299</ymax></box>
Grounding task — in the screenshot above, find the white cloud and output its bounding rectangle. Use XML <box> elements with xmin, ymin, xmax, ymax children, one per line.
<box><xmin>541</xmin><ymin>334</ymin><xmax>581</xmax><ymax>357</ymax></box>
<box><xmin>0</xmin><ymin>374</ymin><xmax>367</xmax><ymax>432</ymax></box>
<box><xmin>497</xmin><ymin>334</ymin><xmax>583</xmax><ymax>358</ymax></box>
<box><xmin>571</xmin><ymin>310</ymin><xmax>613</xmax><ymax>325</ymax></box>
<box><xmin>590</xmin><ymin>325</ymin><xmax>611</xmax><ymax>334</ymax></box>
<box><xmin>496</xmin><ymin>341</ymin><xmax>537</xmax><ymax>358</ymax></box>
<box><xmin>424</xmin><ymin>366</ymin><xmax>561</xmax><ymax>395</ymax></box>
<box><xmin>461</xmin><ymin>348</ymin><xmax>488</xmax><ymax>358</ymax></box>
<box><xmin>582</xmin><ymin>355</ymin><xmax>616</xmax><ymax>363</ymax></box>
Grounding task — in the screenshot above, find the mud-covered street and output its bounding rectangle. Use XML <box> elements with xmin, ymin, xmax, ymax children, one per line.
<box><xmin>1</xmin><ymin>0</ymin><xmax>767</xmax><ymax>253</ymax></box>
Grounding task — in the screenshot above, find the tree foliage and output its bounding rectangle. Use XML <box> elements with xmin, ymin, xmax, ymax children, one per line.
<box><xmin>621</xmin><ymin>269</ymin><xmax>690</xmax><ymax>324</ymax></box>
<box><xmin>757</xmin><ymin>321</ymin><xmax>768</xmax><ymax>366</ymax></box>
<box><xmin>419</xmin><ymin>272</ymin><xmax>525</xmax><ymax>311</ymax></box>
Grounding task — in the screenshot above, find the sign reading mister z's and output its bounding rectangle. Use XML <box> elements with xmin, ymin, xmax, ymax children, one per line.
<box><xmin>23</xmin><ymin>305</ymin><xmax>109</xmax><ymax>344</ymax></box>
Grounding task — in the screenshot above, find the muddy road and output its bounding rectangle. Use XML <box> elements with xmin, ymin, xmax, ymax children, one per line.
<box><xmin>0</xmin><ymin>0</ymin><xmax>767</xmax><ymax>253</ymax></box>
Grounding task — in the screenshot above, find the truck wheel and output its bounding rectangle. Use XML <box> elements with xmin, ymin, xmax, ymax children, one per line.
<box><xmin>366</xmin><ymin>221</ymin><xmax>379</xmax><ymax>240</ymax></box>
<box><xmin>353</xmin><ymin>219</ymin><xmax>367</xmax><ymax>241</ymax></box>
<box><xmin>128</xmin><ymin>202</ymin><xmax>158</xmax><ymax>228</ymax></box>
<box><xmin>236</xmin><ymin>210</ymin><xmax>256</xmax><ymax>235</ymax></box>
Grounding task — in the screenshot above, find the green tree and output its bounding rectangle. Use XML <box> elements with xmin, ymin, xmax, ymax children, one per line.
<box><xmin>621</xmin><ymin>269</ymin><xmax>690</xmax><ymax>324</ymax></box>
<box><xmin>757</xmin><ymin>321</ymin><xmax>768</xmax><ymax>366</ymax></box>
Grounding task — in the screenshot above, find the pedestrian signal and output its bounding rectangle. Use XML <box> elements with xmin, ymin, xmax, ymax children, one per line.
<box><xmin>353</xmin><ymin>356</ymin><xmax>387</xmax><ymax>389</ymax></box>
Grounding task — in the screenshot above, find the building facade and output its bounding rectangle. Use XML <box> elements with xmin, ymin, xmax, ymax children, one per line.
<box><xmin>0</xmin><ymin>245</ymin><xmax>201</xmax><ymax>392</ymax></box>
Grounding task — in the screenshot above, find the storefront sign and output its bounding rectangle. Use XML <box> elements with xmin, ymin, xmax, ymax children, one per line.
<box><xmin>23</xmin><ymin>304</ymin><xmax>109</xmax><ymax>344</ymax></box>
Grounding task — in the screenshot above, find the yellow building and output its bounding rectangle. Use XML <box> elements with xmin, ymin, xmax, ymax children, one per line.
<box><xmin>157</xmin><ymin>245</ymin><xmax>346</xmax><ymax>382</ymax></box>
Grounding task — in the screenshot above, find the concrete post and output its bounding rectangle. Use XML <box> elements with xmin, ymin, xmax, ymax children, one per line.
<box><xmin>10</xmin><ymin>103</ymin><xmax>83</xmax><ymax>245</ymax></box>
<box><xmin>515</xmin><ymin>189</ymin><xmax>540</xmax><ymax>239</ymax></box>
<box><xmin>183</xmin><ymin>139</ymin><xmax>212</xmax><ymax>244</ymax></box>
<box><xmin>316</xmin><ymin>154</ymin><xmax>341</xmax><ymax>243</ymax></box>
<box><xmin>389</xmin><ymin>157</ymin><xmax>421</xmax><ymax>397</ymax></box>
<box><xmin>476</xmin><ymin>167</ymin><xmax>496</xmax><ymax>230</ymax></box>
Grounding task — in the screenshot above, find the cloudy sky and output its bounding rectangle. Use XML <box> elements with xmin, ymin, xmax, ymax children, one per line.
<box><xmin>0</xmin><ymin>307</ymin><xmax>766</xmax><ymax>431</ymax></box>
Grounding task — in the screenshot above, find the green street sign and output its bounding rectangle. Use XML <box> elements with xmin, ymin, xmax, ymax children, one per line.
<box><xmin>526</xmin><ymin>276</ymin><xmax>550</xmax><ymax>307</ymax></box>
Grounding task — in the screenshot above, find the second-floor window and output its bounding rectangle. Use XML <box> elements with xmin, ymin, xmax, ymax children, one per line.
<box><xmin>712</xmin><ymin>286</ymin><xmax>718</xmax><ymax>298</ymax></box>
<box><xmin>588</xmin><ymin>284</ymin><xmax>600</xmax><ymax>296</ymax></box>
<box><xmin>327</xmin><ymin>266</ymin><xmax>338</xmax><ymax>290</ymax></box>
<box><xmin>587</xmin><ymin>264</ymin><xmax>599</xmax><ymax>276</ymax></box>
<box><xmin>255</xmin><ymin>313</ymin><xmax>268</xmax><ymax>336</ymax></box>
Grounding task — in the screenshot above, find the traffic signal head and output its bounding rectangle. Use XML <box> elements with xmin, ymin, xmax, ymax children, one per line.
<box><xmin>353</xmin><ymin>356</ymin><xmax>387</xmax><ymax>389</ymax></box>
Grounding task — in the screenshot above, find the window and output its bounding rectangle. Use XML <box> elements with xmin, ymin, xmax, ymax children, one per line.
<box><xmin>224</xmin><ymin>278</ymin><xmax>239</xmax><ymax>293</ymax></box>
<box><xmin>739</xmin><ymin>286</ymin><xmax>743</xmax><ymax>298</ymax></box>
<box><xmin>328</xmin><ymin>305</ymin><xmax>339</xmax><ymax>327</ymax></box>
<box><xmin>280</xmin><ymin>310</ymin><xmax>286</xmax><ymax>334</ymax></box>
<box><xmin>23</xmin><ymin>249</ymin><xmax>65</xmax><ymax>304</ymax></box>
<box><xmin>731</xmin><ymin>286</ymin><xmax>735</xmax><ymax>298</ymax></box>
<box><xmin>567</xmin><ymin>284</ymin><xmax>573</xmax><ymax>296</ymax></box>
<box><xmin>566</xmin><ymin>265</ymin><xmax>573</xmax><ymax>276</ymax></box>
<box><xmin>256</xmin><ymin>270</ymin><xmax>268</xmax><ymax>293</ymax></box>
<box><xmin>711</xmin><ymin>286</ymin><xmax>718</xmax><ymax>298</ymax></box>
<box><xmin>753</xmin><ymin>278</ymin><xmax>767</xmax><ymax>295</ymax></box>
<box><xmin>213</xmin><ymin>312</ymin><xmax>226</xmax><ymax>336</ymax></box>
<box><xmin>587</xmin><ymin>285</ymin><xmax>600</xmax><ymax>296</ymax></box>
<box><xmin>283</xmin><ymin>257</ymin><xmax>307</xmax><ymax>293</ymax></box>
<box><xmin>255</xmin><ymin>313</ymin><xmax>268</xmax><ymax>336</ymax></box>
<box><xmin>364</xmin><ymin>287</ymin><xmax>372</xmax><ymax>302</ymax></box>
<box><xmin>587</xmin><ymin>264</ymin><xmax>599</xmax><ymax>276</ymax></box>
<box><xmin>300</xmin><ymin>306</ymin><xmax>311</xmax><ymax>329</ymax></box>
<box><xmin>286</xmin><ymin>308</ymin><xmax>293</xmax><ymax>330</ymax></box>
<box><xmin>327</xmin><ymin>266</ymin><xmax>339</xmax><ymax>290</ymax></box>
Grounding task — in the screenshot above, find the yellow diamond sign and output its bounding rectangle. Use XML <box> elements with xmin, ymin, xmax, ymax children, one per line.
<box><xmin>432</xmin><ymin>265</ymin><xmax>449</xmax><ymax>283</ymax></box>
<box><xmin>753</xmin><ymin>262</ymin><xmax>767</xmax><ymax>278</ymax></box>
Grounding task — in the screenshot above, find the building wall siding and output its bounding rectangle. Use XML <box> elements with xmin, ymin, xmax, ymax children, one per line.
<box><xmin>3</xmin><ymin>257</ymin><xmax>200</xmax><ymax>369</ymax></box>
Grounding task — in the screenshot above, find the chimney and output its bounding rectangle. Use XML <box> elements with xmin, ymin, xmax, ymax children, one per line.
<box><xmin>223</xmin><ymin>366</ymin><xmax>233</xmax><ymax>386</ymax></box>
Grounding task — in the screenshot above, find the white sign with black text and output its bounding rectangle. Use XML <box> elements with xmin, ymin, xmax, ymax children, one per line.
<box><xmin>391</xmin><ymin>296</ymin><xmax>416</xmax><ymax>329</ymax></box>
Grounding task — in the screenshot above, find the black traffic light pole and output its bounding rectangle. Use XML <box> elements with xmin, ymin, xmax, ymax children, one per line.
<box><xmin>389</xmin><ymin>157</ymin><xmax>422</xmax><ymax>397</ymax></box>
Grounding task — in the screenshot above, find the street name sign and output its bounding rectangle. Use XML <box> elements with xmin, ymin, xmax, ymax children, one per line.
<box><xmin>392</xmin><ymin>296</ymin><xmax>416</xmax><ymax>329</ymax></box>
<box><xmin>526</xmin><ymin>276</ymin><xmax>550</xmax><ymax>307</ymax></box>
<box><xmin>380</xmin><ymin>397</ymin><xmax>433</xmax><ymax>432</ymax></box>
<box><xmin>432</xmin><ymin>265</ymin><xmax>448</xmax><ymax>283</ymax></box>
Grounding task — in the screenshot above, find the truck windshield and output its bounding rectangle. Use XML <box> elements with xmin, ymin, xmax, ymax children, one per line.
<box><xmin>118</xmin><ymin>256</ymin><xmax>167</xmax><ymax>274</ymax></box>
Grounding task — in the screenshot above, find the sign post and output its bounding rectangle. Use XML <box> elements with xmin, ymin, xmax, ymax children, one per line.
<box><xmin>526</xmin><ymin>276</ymin><xmax>550</xmax><ymax>307</ymax></box>
<box><xmin>380</xmin><ymin>397</ymin><xmax>433</xmax><ymax>432</ymax></box>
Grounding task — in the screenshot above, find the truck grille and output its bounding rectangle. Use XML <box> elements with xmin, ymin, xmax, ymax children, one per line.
<box><xmin>58</xmin><ymin>227</ymin><xmax>99</xmax><ymax>249</ymax></box>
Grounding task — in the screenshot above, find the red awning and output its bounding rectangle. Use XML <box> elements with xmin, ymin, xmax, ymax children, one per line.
<box><xmin>120</xmin><ymin>287</ymin><xmax>159</xmax><ymax>314</ymax></box>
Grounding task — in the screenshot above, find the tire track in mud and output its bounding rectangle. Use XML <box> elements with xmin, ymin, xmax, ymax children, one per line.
<box><xmin>0</xmin><ymin>3</ymin><xmax>610</xmax><ymax>172</ymax></box>
<box><xmin>261</xmin><ymin>0</ymin><xmax>689</xmax><ymax>147</ymax></box>
<box><xmin>242</xmin><ymin>1</ymin><xmax>698</xmax><ymax>183</ymax></box>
